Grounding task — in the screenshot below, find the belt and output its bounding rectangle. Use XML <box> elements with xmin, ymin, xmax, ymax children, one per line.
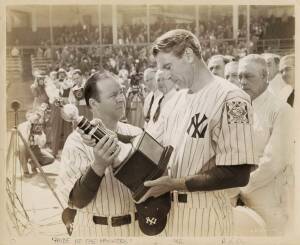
<box><xmin>171</xmin><ymin>192</ymin><xmax>187</xmax><ymax>203</ymax></box>
<box><xmin>93</xmin><ymin>212</ymin><xmax>138</xmax><ymax>227</ymax></box>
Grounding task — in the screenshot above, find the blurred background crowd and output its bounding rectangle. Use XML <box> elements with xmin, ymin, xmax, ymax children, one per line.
<box><xmin>6</xmin><ymin>4</ymin><xmax>295</xmax><ymax>153</ymax></box>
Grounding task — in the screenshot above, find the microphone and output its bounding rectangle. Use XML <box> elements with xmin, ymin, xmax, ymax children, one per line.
<box><xmin>11</xmin><ymin>100</ymin><xmax>21</xmax><ymax>112</ymax></box>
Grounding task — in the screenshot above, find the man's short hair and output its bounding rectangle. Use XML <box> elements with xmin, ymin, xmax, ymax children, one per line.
<box><xmin>261</xmin><ymin>53</ymin><xmax>281</xmax><ymax>65</ymax></box>
<box><xmin>240</xmin><ymin>54</ymin><xmax>268</xmax><ymax>75</ymax></box>
<box><xmin>225</xmin><ymin>61</ymin><xmax>239</xmax><ymax>72</ymax></box>
<box><xmin>280</xmin><ymin>54</ymin><xmax>295</xmax><ymax>68</ymax></box>
<box><xmin>84</xmin><ymin>70</ymin><xmax>120</xmax><ymax>108</ymax></box>
<box><xmin>152</xmin><ymin>29</ymin><xmax>202</xmax><ymax>59</ymax></box>
<box><xmin>208</xmin><ymin>55</ymin><xmax>231</xmax><ymax>65</ymax></box>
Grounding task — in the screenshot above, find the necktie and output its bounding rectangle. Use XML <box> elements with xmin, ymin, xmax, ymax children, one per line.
<box><xmin>287</xmin><ymin>89</ymin><xmax>294</xmax><ymax>107</ymax></box>
<box><xmin>153</xmin><ymin>96</ymin><xmax>164</xmax><ymax>123</ymax></box>
<box><xmin>145</xmin><ymin>94</ymin><xmax>154</xmax><ymax>123</ymax></box>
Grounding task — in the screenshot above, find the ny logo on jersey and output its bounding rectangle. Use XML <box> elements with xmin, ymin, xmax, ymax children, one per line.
<box><xmin>187</xmin><ymin>113</ymin><xmax>208</xmax><ymax>138</ymax></box>
<box><xmin>146</xmin><ymin>217</ymin><xmax>157</xmax><ymax>226</ymax></box>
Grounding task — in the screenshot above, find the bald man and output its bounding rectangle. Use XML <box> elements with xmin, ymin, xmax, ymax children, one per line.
<box><xmin>262</xmin><ymin>53</ymin><xmax>293</xmax><ymax>104</ymax></box>
<box><xmin>239</xmin><ymin>54</ymin><xmax>293</xmax><ymax>235</ymax></box>
<box><xmin>225</xmin><ymin>61</ymin><xmax>240</xmax><ymax>87</ymax></box>
<box><xmin>279</xmin><ymin>54</ymin><xmax>295</xmax><ymax>107</ymax></box>
<box><xmin>143</xmin><ymin>67</ymin><xmax>163</xmax><ymax>129</ymax></box>
<box><xmin>207</xmin><ymin>55</ymin><xmax>229</xmax><ymax>78</ymax></box>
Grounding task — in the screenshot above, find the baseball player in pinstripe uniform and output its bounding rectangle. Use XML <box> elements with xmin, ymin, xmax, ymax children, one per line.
<box><xmin>138</xmin><ymin>29</ymin><xmax>257</xmax><ymax>236</ymax></box>
<box><xmin>58</xmin><ymin>71</ymin><xmax>143</xmax><ymax>237</ymax></box>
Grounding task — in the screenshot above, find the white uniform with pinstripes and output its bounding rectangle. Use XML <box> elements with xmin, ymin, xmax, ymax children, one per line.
<box><xmin>58</xmin><ymin>121</ymin><xmax>143</xmax><ymax>237</ymax></box>
<box><xmin>149</xmin><ymin>77</ymin><xmax>256</xmax><ymax>236</ymax></box>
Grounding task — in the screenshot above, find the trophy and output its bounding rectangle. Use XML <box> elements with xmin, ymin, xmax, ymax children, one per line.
<box><xmin>61</xmin><ymin>104</ymin><xmax>173</xmax><ymax>202</ymax></box>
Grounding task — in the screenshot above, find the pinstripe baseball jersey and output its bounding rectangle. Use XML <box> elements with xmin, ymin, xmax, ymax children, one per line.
<box><xmin>151</xmin><ymin>77</ymin><xmax>255</xmax><ymax>177</ymax></box>
<box><xmin>58</xmin><ymin>121</ymin><xmax>143</xmax><ymax>236</ymax></box>
<box><xmin>148</xmin><ymin>77</ymin><xmax>256</xmax><ymax>236</ymax></box>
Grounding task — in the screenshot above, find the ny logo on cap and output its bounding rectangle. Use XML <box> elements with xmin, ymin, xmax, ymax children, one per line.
<box><xmin>187</xmin><ymin>113</ymin><xmax>208</xmax><ymax>138</ymax></box>
<box><xmin>146</xmin><ymin>217</ymin><xmax>157</xmax><ymax>226</ymax></box>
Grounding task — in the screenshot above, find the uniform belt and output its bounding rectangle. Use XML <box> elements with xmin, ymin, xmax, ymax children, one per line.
<box><xmin>171</xmin><ymin>192</ymin><xmax>187</xmax><ymax>203</ymax></box>
<box><xmin>92</xmin><ymin>212</ymin><xmax>138</xmax><ymax>227</ymax></box>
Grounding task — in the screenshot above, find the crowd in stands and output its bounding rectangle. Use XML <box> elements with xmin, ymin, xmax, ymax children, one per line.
<box><xmin>8</xmin><ymin>13</ymin><xmax>294</xmax><ymax>50</ymax></box>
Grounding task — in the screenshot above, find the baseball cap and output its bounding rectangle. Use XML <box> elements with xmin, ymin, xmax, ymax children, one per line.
<box><xmin>135</xmin><ymin>192</ymin><xmax>171</xmax><ymax>236</ymax></box>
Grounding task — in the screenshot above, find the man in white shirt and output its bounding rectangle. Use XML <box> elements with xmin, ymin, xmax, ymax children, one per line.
<box><xmin>146</xmin><ymin>70</ymin><xmax>177</xmax><ymax>131</ymax></box>
<box><xmin>239</xmin><ymin>54</ymin><xmax>293</xmax><ymax>235</ymax></box>
<box><xmin>279</xmin><ymin>54</ymin><xmax>295</xmax><ymax>107</ymax></box>
<box><xmin>142</xmin><ymin>67</ymin><xmax>163</xmax><ymax>129</ymax></box>
<box><xmin>262</xmin><ymin>53</ymin><xmax>293</xmax><ymax>103</ymax></box>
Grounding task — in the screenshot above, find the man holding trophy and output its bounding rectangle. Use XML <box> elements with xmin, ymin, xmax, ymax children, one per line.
<box><xmin>59</xmin><ymin>70</ymin><xmax>172</xmax><ymax>237</ymax></box>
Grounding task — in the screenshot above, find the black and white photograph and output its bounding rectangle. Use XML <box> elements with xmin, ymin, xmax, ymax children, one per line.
<box><xmin>2</xmin><ymin>0</ymin><xmax>298</xmax><ymax>244</ymax></box>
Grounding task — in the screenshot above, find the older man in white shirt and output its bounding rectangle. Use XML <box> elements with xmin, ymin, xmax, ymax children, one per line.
<box><xmin>279</xmin><ymin>54</ymin><xmax>295</xmax><ymax>107</ymax></box>
<box><xmin>146</xmin><ymin>70</ymin><xmax>177</xmax><ymax>131</ymax></box>
<box><xmin>238</xmin><ymin>54</ymin><xmax>293</xmax><ymax>236</ymax></box>
<box><xmin>142</xmin><ymin>67</ymin><xmax>163</xmax><ymax>129</ymax></box>
<box><xmin>262</xmin><ymin>53</ymin><xmax>293</xmax><ymax>103</ymax></box>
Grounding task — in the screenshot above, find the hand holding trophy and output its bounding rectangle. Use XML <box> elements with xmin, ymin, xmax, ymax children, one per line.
<box><xmin>61</xmin><ymin>103</ymin><xmax>174</xmax><ymax>236</ymax></box>
<box><xmin>61</xmin><ymin>104</ymin><xmax>133</xmax><ymax>169</ymax></box>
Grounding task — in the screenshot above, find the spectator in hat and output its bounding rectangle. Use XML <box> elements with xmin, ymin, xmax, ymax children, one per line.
<box><xmin>69</xmin><ymin>69</ymin><xmax>92</xmax><ymax>120</ymax></box>
<box><xmin>31</xmin><ymin>71</ymin><xmax>49</xmax><ymax>109</ymax></box>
